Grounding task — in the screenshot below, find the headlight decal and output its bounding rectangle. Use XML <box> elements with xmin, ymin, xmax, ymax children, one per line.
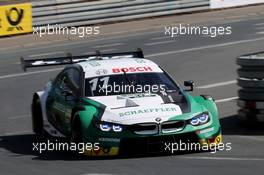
<box><xmin>112</xmin><ymin>125</ymin><xmax>123</xmax><ymax>132</ymax></box>
<box><xmin>98</xmin><ymin>122</ymin><xmax>123</xmax><ymax>132</ymax></box>
<box><xmin>199</xmin><ymin>113</ymin><xmax>209</xmax><ymax>124</ymax></box>
<box><xmin>189</xmin><ymin>113</ymin><xmax>210</xmax><ymax>126</ymax></box>
<box><xmin>100</xmin><ymin>124</ymin><xmax>111</xmax><ymax>132</ymax></box>
<box><xmin>190</xmin><ymin>117</ymin><xmax>200</xmax><ymax>126</ymax></box>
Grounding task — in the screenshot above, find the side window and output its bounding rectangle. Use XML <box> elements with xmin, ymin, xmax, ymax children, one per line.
<box><xmin>67</xmin><ymin>68</ymin><xmax>80</xmax><ymax>87</ymax></box>
<box><xmin>53</xmin><ymin>67</ymin><xmax>81</xmax><ymax>96</ymax></box>
<box><xmin>53</xmin><ymin>69</ymin><xmax>71</xmax><ymax>92</ymax></box>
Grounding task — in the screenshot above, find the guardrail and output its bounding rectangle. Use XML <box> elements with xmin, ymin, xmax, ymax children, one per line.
<box><xmin>32</xmin><ymin>0</ymin><xmax>210</xmax><ymax>27</ymax></box>
<box><xmin>237</xmin><ymin>52</ymin><xmax>264</xmax><ymax>122</ymax></box>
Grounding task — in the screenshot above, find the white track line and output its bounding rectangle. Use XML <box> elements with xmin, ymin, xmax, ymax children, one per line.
<box><xmin>256</xmin><ymin>31</ymin><xmax>264</xmax><ymax>35</ymax></box>
<box><xmin>0</xmin><ymin>45</ymin><xmax>20</xmax><ymax>51</ymax></box>
<box><xmin>182</xmin><ymin>156</ymin><xmax>264</xmax><ymax>161</ymax></box>
<box><xmin>8</xmin><ymin>114</ymin><xmax>30</xmax><ymax>120</ymax></box>
<box><xmin>144</xmin><ymin>40</ymin><xmax>175</xmax><ymax>46</ymax></box>
<box><xmin>24</xmin><ymin>41</ymin><xmax>51</xmax><ymax>47</ymax></box>
<box><xmin>197</xmin><ymin>80</ymin><xmax>236</xmax><ymax>89</ymax></box>
<box><xmin>215</xmin><ymin>97</ymin><xmax>238</xmax><ymax>103</ymax></box>
<box><xmin>145</xmin><ymin>37</ymin><xmax>264</xmax><ymax>57</ymax></box>
<box><xmin>254</xmin><ymin>23</ymin><xmax>264</xmax><ymax>26</ymax></box>
<box><xmin>150</xmin><ymin>36</ymin><xmax>173</xmax><ymax>40</ymax></box>
<box><xmin>256</xmin><ymin>26</ymin><xmax>264</xmax><ymax>30</ymax></box>
<box><xmin>92</xmin><ymin>43</ymin><xmax>123</xmax><ymax>49</ymax></box>
<box><xmin>2</xmin><ymin>130</ymin><xmax>32</xmax><ymax>136</ymax></box>
<box><xmin>235</xmin><ymin>135</ymin><xmax>264</xmax><ymax>142</ymax></box>
<box><xmin>28</xmin><ymin>51</ymin><xmax>64</xmax><ymax>58</ymax></box>
<box><xmin>0</xmin><ymin>68</ymin><xmax>62</xmax><ymax>79</ymax></box>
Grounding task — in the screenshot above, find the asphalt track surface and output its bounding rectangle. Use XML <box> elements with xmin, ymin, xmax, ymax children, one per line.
<box><xmin>1</xmin><ymin>12</ymin><xmax>264</xmax><ymax>175</ymax></box>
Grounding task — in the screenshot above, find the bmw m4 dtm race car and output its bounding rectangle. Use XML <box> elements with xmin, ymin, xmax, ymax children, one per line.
<box><xmin>21</xmin><ymin>49</ymin><xmax>222</xmax><ymax>156</ymax></box>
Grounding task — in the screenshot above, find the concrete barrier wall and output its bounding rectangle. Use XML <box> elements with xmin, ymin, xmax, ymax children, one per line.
<box><xmin>31</xmin><ymin>0</ymin><xmax>210</xmax><ymax>27</ymax></box>
<box><xmin>210</xmin><ymin>0</ymin><xmax>264</xmax><ymax>9</ymax></box>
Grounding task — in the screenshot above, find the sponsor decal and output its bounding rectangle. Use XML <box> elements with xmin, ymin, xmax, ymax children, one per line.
<box><xmin>0</xmin><ymin>3</ymin><xmax>32</xmax><ymax>36</ymax></box>
<box><xmin>196</xmin><ymin>127</ymin><xmax>214</xmax><ymax>134</ymax></box>
<box><xmin>119</xmin><ymin>107</ymin><xmax>178</xmax><ymax>117</ymax></box>
<box><xmin>95</xmin><ymin>69</ymin><xmax>108</xmax><ymax>75</ymax></box>
<box><xmin>120</xmin><ymin>93</ymin><xmax>156</xmax><ymax>98</ymax></box>
<box><xmin>89</xmin><ymin>61</ymin><xmax>100</xmax><ymax>67</ymax></box>
<box><xmin>112</xmin><ymin>67</ymin><xmax>153</xmax><ymax>73</ymax></box>
<box><xmin>135</xmin><ymin>59</ymin><xmax>146</xmax><ymax>63</ymax></box>
<box><xmin>98</xmin><ymin>138</ymin><xmax>120</xmax><ymax>142</ymax></box>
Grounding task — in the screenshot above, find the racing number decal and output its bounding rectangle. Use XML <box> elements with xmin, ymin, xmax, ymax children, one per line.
<box><xmin>0</xmin><ymin>3</ymin><xmax>32</xmax><ymax>36</ymax></box>
<box><xmin>89</xmin><ymin>77</ymin><xmax>110</xmax><ymax>92</ymax></box>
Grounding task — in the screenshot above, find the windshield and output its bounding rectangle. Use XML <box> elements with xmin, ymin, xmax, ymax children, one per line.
<box><xmin>85</xmin><ymin>73</ymin><xmax>180</xmax><ymax>97</ymax></box>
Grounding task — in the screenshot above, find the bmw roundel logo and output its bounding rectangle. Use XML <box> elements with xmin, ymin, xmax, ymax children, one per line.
<box><xmin>155</xmin><ymin>117</ymin><xmax>162</xmax><ymax>122</ymax></box>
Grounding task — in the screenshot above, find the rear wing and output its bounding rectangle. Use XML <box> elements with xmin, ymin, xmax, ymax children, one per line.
<box><xmin>21</xmin><ymin>48</ymin><xmax>144</xmax><ymax>71</ymax></box>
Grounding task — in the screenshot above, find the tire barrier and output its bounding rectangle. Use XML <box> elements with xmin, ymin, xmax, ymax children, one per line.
<box><xmin>237</xmin><ymin>51</ymin><xmax>264</xmax><ymax>122</ymax></box>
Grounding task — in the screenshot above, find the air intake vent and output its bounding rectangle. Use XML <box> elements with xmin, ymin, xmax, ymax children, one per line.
<box><xmin>161</xmin><ymin>121</ymin><xmax>186</xmax><ymax>134</ymax></box>
<box><xmin>130</xmin><ymin>123</ymin><xmax>159</xmax><ymax>135</ymax></box>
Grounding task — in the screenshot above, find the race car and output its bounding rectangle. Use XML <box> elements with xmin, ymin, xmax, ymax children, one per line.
<box><xmin>21</xmin><ymin>49</ymin><xmax>222</xmax><ymax>156</ymax></box>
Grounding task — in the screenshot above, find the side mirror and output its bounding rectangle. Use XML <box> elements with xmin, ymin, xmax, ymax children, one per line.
<box><xmin>184</xmin><ymin>80</ymin><xmax>194</xmax><ymax>91</ymax></box>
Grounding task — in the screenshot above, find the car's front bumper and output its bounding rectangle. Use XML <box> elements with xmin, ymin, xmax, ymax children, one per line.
<box><xmin>84</xmin><ymin>125</ymin><xmax>222</xmax><ymax>156</ymax></box>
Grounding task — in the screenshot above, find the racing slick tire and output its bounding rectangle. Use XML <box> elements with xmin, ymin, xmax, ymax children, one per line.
<box><xmin>238</xmin><ymin>89</ymin><xmax>264</xmax><ymax>101</ymax></box>
<box><xmin>237</xmin><ymin>68</ymin><xmax>264</xmax><ymax>79</ymax></box>
<box><xmin>237</xmin><ymin>78</ymin><xmax>264</xmax><ymax>88</ymax></box>
<box><xmin>237</xmin><ymin>53</ymin><xmax>264</xmax><ymax>67</ymax></box>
